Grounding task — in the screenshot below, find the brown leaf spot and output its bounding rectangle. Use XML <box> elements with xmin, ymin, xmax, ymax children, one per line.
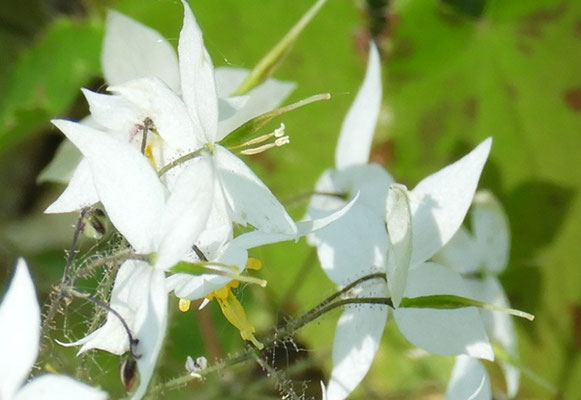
<box><xmin>563</xmin><ymin>88</ymin><xmax>581</xmax><ymax>112</ymax></box>
<box><xmin>570</xmin><ymin>304</ymin><xmax>581</xmax><ymax>349</ymax></box>
<box><xmin>518</xmin><ymin>2</ymin><xmax>567</xmax><ymax>38</ymax></box>
<box><xmin>463</xmin><ymin>97</ymin><xmax>479</xmax><ymax>120</ymax></box>
<box><xmin>575</xmin><ymin>19</ymin><xmax>581</xmax><ymax>38</ymax></box>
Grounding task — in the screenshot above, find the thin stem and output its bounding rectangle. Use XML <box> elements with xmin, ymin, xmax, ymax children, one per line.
<box><xmin>251</xmin><ymin>352</ymin><xmax>301</xmax><ymax>400</ymax></box>
<box><xmin>148</xmin><ymin>275</ymin><xmax>388</xmax><ymax>396</ymax></box>
<box><xmin>158</xmin><ymin>148</ymin><xmax>204</xmax><ymax>177</ymax></box>
<box><xmin>41</xmin><ymin>208</ymin><xmax>89</xmax><ymax>343</ymax></box>
<box><xmin>63</xmin><ymin>208</ymin><xmax>89</xmax><ymax>285</ymax></box>
<box><xmin>69</xmin><ymin>289</ymin><xmax>141</xmax><ymax>358</ymax></box>
<box><xmin>192</xmin><ymin>245</ymin><xmax>208</xmax><ymax>261</ymax></box>
<box><xmin>72</xmin><ymin>250</ymin><xmax>149</xmax><ymax>284</ymax></box>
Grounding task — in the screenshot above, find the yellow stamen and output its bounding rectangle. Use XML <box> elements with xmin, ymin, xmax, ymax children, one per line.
<box><xmin>178</xmin><ymin>298</ymin><xmax>192</xmax><ymax>312</ymax></box>
<box><xmin>207</xmin><ymin>285</ymin><xmax>263</xmax><ymax>349</ymax></box>
<box><xmin>246</xmin><ymin>258</ymin><xmax>262</xmax><ymax>271</ymax></box>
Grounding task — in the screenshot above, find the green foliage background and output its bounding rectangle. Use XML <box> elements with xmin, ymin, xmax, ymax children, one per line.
<box><xmin>0</xmin><ymin>0</ymin><xmax>580</xmax><ymax>398</ymax></box>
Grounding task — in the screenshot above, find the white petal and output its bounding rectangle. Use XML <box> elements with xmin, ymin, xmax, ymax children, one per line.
<box><xmin>472</xmin><ymin>191</ymin><xmax>510</xmax><ymax>274</ymax></box>
<box><xmin>45</xmin><ymin>159</ymin><xmax>99</xmax><ymax>213</ymax></box>
<box><xmin>155</xmin><ymin>156</ymin><xmax>214</xmax><ymax>271</ymax></box>
<box><xmin>166</xmin><ymin>273</ymin><xmax>232</xmax><ymax>301</ymax></box>
<box><xmin>335</xmin><ymin>43</ymin><xmax>381</xmax><ymax>170</ymax></box>
<box><xmin>326</xmin><ymin>284</ymin><xmax>388</xmax><ymax>400</ymax></box>
<box><xmin>109</xmin><ymin>77</ymin><xmax>199</xmax><ymax>151</ymax></box>
<box><xmin>0</xmin><ymin>259</ymin><xmax>39</xmax><ymax>400</ymax></box>
<box><xmin>82</xmin><ymin>89</ymin><xmax>142</xmax><ymax>136</ymax></box>
<box><xmin>59</xmin><ymin>261</ymin><xmax>148</xmax><ymax>355</ymax></box>
<box><xmin>216</xmin><ymin>74</ymin><xmax>296</xmax><ymax>141</ymax></box>
<box><xmin>307</xmin><ymin>202</ymin><xmax>387</xmax><ymax>285</ymax></box>
<box><xmin>446</xmin><ymin>356</ymin><xmax>491</xmax><ymax>400</ymax></box>
<box><xmin>37</xmin><ymin>139</ymin><xmax>82</xmax><ymax>184</ymax></box>
<box><xmin>393</xmin><ymin>263</ymin><xmax>493</xmax><ymax>360</ymax></box>
<box><xmin>214</xmin><ymin>67</ymin><xmax>248</xmax><ymax>97</ymax></box>
<box><xmin>385</xmin><ymin>184</ymin><xmax>413</xmax><ymax>308</ymax></box>
<box><xmin>131</xmin><ymin>269</ymin><xmax>168</xmax><ymax>400</ymax></box>
<box><xmin>178</xmin><ymin>0</ymin><xmax>218</xmax><ymax>142</ymax></box>
<box><xmin>311</xmin><ymin>164</ymin><xmax>393</xmax><ymax>217</ymax></box>
<box><xmin>432</xmin><ymin>227</ymin><xmax>481</xmax><ymax>275</ymax></box>
<box><xmin>14</xmin><ymin>375</ymin><xmax>107</xmax><ymax>400</ymax></box>
<box><xmin>102</xmin><ymin>10</ymin><xmax>180</xmax><ymax>91</ymax></box>
<box><xmin>52</xmin><ymin>120</ymin><xmax>165</xmax><ymax>253</ymax></box>
<box><xmin>409</xmin><ymin>138</ymin><xmax>492</xmax><ymax>266</ymax></box>
<box><xmin>215</xmin><ymin>146</ymin><xmax>296</xmax><ymax>235</ymax></box>
<box><xmin>464</xmin><ymin>277</ymin><xmax>519</xmax><ymax>397</ymax></box>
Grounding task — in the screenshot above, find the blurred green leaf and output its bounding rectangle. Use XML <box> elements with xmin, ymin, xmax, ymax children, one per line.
<box><xmin>0</xmin><ymin>17</ymin><xmax>103</xmax><ymax>153</ymax></box>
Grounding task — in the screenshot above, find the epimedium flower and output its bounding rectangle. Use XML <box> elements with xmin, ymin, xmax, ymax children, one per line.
<box><xmin>306</xmin><ymin>43</ymin><xmax>494</xmax><ymax>400</ymax></box>
<box><xmin>46</xmin><ymin>0</ymin><xmax>297</xmax><ymax>248</ymax></box>
<box><xmin>0</xmin><ymin>259</ymin><xmax>107</xmax><ymax>400</ymax></box>
<box><xmin>52</xmin><ymin>119</ymin><xmax>214</xmax><ymax>400</ymax></box>
<box><xmin>435</xmin><ymin>191</ymin><xmax>520</xmax><ymax>399</ymax></box>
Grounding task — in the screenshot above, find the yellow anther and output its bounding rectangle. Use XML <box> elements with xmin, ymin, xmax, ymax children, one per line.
<box><xmin>246</xmin><ymin>258</ymin><xmax>262</xmax><ymax>271</ymax></box>
<box><xmin>178</xmin><ymin>298</ymin><xmax>192</xmax><ymax>312</ymax></box>
<box><xmin>210</xmin><ymin>286</ymin><xmax>263</xmax><ymax>349</ymax></box>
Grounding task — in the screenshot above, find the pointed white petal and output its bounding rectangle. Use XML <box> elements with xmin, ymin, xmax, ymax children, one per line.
<box><xmin>214</xmin><ymin>67</ymin><xmax>248</xmax><ymax>97</ymax></box>
<box><xmin>102</xmin><ymin>10</ymin><xmax>180</xmax><ymax>91</ymax></box>
<box><xmin>409</xmin><ymin>138</ymin><xmax>492</xmax><ymax>266</ymax></box>
<box><xmin>178</xmin><ymin>0</ymin><xmax>218</xmax><ymax>142</ymax></box>
<box><xmin>193</xmin><ymin>182</ymin><xmax>233</xmax><ymax>259</ymax></box>
<box><xmin>215</xmin><ymin>146</ymin><xmax>296</xmax><ymax>234</ymax></box>
<box><xmin>52</xmin><ymin>120</ymin><xmax>165</xmax><ymax>253</ymax></box>
<box><xmin>131</xmin><ymin>269</ymin><xmax>168</xmax><ymax>400</ymax></box>
<box><xmin>155</xmin><ymin>156</ymin><xmax>214</xmax><ymax>271</ymax></box>
<box><xmin>446</xmin><ymin>356</ymin><xmax>491</xmax><ymax>400</ymax></box>
<box><xmin>326</xmin><ymin>284</ymin><xmax>388</xmax><ymax>400</ymax></box>
<box><xmin>82</xmin><ymin>89</ymin><xmax>142</xmax><ymax>136</ymax></box>
<box><xmin>311</xmin><ymin>164</ymin><xmax>393</xmax><ymax>218</ymax></box>
<box><xmin>216</xmin><ymin>74</ymin><xmax>296</xmax><ymax>141</ymax></box>
<box><xmin>472</xmin><ymin>191</ymin><xmax>510</xmax><ymax>274</ymax></box>
<box><xmin>59</xmin><ymin>261</ymin><xmax>148</xmax><ymax>355</ymax></box>
<box><xmin>432</xmin><ymin>227</ymin><xmax>481</xmax><ymax>274</ymax></box>
<box><xmin>335</xmin><ymin>44</ymin><xmax>381</xmax><ymax>170</ymax></box>
<box><xmin>109</xmin><ymin>77</ymin><xmax>198</xmax><ymax>151</ymax></box>
<box><xmin>464</xmin><ymin>277</ymin><xmax>519</xmax><ymax>397</ymax></box>
<box><xmin>394</xmin><ymin>263</ymin><xmax>493</xmax><ymax>360</ymax></box>
<box><xmin>307</xmin><ymin>202</ymin><xmax>387</xmax><ymax>285</ymax></box>
<box><xmin>166</xmin><ymin>273</ymin><xmax>232</xmax><ymax>301</ymax></box>
<box><xmin>0</xmin><ymin>259</ymin><xmax>39</xmax><ymax>400</ymax></box>
<box><xmin>37</xmin><ymin>139</ymin><xmax>82</xmax><ymax>184</ymax></box>
<box><xmin>45</xmin><ymin>159</ymin><xmax>99</xmax><ymax>213</ymax></box>
<box><xmin>385</xmin><ymin>184</ymin><xmax>413</xmax><ymax>308</ymax></box>
<box><xmin>14</xmin><ymin>375</ymin><xmax>107</xmax><ymax>400</ymax></box>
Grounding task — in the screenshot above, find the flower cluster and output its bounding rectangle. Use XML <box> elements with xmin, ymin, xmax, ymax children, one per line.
<box><xmin>3</xmin><ymin>1</ymin><xmax>531</xmax><ymax>399</ymax></box>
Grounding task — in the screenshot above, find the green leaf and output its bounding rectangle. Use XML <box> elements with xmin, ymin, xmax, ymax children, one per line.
<box><xmin>0</xmin><ymin>17</ymin><xmax>103</xmax><ymax>153</ymax></box>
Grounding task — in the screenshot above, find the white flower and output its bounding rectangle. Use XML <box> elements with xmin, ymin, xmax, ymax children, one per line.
<box><xmin>46</xmin><ymin>1</ymin><xmax>297</xmax><ymax>248</ymax></box>
<box><xmin>0</xmin><ymin>259</ymin><xmax>107</xmax><ymax>400</ymax></box>
<box><xmin>306</xmin><ymin>44</ymin><xmax>493</xmax><ymax>400</ymax></box>
<box><xmin>52</xmin><ymin>119</ymin><xmax>214</xmax><ymax>400</ymax></box>
<box><xmin>436</xmin><ymin>191</ymin><xmax>519</xmax><ymax>399</ymax></box>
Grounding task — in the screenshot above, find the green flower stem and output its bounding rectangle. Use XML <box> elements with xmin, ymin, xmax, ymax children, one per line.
<box><xmin>232</xmin><ymin>0</ymin><xmax>329</xmax><ymax>96</ymax></box>
<box><xmin>148</xmin><ymin>277</ymin><xmax>535</xmax><ymax>396</ymax></box>
<box><xmin>157</xmin><ymin>148</ymin><xmax>204</xmax><ymax>177</ymax></box>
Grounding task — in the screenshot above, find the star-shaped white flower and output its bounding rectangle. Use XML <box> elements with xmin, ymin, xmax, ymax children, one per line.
<box><xmin>52</xmin><ymin>119</ymin><xmax>214</xmax><ymax>400</ymax></box>
<box><xmin>0</xmin><ymin>259</ymin><xmax>107</xmax><ymax>400</ymax></box>
<box><xmin>306</xmin><ymin>44</ymin><xmax>494</xmax><ymax>400</ymax></box>
<box><xmin>46</xmin><ymin>1</ymin><xmax>297</xmax><ymax>248</ymax></box>
<box><xmin>436</xmin><ymin>191</ymin><xmax>520</xmax><ymax>399</ymax></box>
